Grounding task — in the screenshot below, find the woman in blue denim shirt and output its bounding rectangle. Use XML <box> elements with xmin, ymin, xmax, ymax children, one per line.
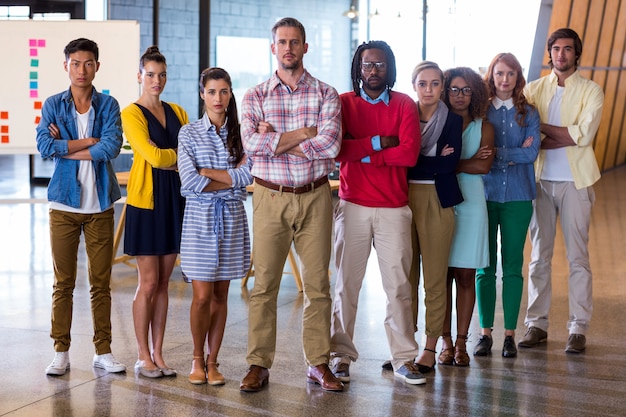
<box><xmin>474</xmin><ymin>53</ymin><xmax>540</xmax><ymax>358</ymax></box>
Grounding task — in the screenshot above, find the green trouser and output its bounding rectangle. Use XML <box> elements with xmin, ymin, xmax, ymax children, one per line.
<box><xmin>476</xmin><ymin>200</ymin><xmax>532</xmax><ymax>330</ymax></box>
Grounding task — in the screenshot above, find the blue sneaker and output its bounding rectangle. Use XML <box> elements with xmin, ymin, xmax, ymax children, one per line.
<box><xmin>394</xmin><ymin>361</ymin><xmax>426</xmax><ymax>385</ymax></box>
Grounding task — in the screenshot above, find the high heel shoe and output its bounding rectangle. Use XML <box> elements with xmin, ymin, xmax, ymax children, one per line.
<box><xmin>206</xmin><ymin>361</ymin><xmax>225</xmax><ymax>386</ymax></box>
<box><xmin>416</xmin><ymin>348</ymin><xmax>437</xmax><ymax>373</ymax></box>
<box><xmin>189</xmin><ymin>356</ymin><xmax>207</xmax><ymax>385</ymax></box>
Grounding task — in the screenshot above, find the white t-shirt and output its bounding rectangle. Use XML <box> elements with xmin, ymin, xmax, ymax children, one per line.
<box><xmin>541</xmin><ymin>86</ymin><xmax>574</xmax><ymax>182</ymax></box>
<box><xmin>50</xmin><ymin>107</ymin><xmax>102</xmax><ymax>213</ymax></box>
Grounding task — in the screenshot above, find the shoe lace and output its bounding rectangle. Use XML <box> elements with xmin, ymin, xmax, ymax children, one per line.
<box><xmin>403</xmin><ymin>361</ymin><xmax>422</xmax><ymax>374</ymax></box>
<box><xmin>99</xmin><ymin>354</ymin><xmax>119</xmax><ymax>366</ymax></box>
<box><xmin>51</xmin><ymin>353</ymin><xmax>67</xmax><ymax>367</ymax></box>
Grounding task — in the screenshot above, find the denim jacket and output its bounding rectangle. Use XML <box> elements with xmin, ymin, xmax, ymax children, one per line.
<box><xmin>484</xmin><ymin>103</ymin><xmax>540</xmax><ymax>203</ymax></box>
<box><xmin>35</xmin><ymin>86</ymin><xmax>122</xmax><ymax>210</ymax></box>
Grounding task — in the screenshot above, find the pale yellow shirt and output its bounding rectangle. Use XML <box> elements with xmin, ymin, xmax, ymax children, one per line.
<box><xmin>524</xmin><ymin>70</ymin><xmax>604</xmax><ymax>189</ymax></box>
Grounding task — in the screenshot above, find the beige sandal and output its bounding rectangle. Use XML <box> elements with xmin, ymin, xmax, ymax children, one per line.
<box><xmin>206</xmin><ymin>361</ymin><xmax>225</xmax><ymax>386</ymax></box>
<box><xmin>188</xmin><ymin>356</ymin><xmax>207</xmax><ymax>385</ymax></box>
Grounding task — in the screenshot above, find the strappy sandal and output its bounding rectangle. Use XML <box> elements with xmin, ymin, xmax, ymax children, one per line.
<box><xmin>454</xmin><ymin>335</ymin><xmax>470</xmax><ymax>367</ymax></box>
<box><xmin>416</xmin><ymin>348</ymin><xmax>437</xmax><ymax>373</ymax></box>
<box><xmin>438</xmin><ymin>333</ymin><xmax>454</xmax><ymax>366</ymax></box>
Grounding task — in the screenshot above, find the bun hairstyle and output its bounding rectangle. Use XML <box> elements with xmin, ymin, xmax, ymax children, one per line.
<box><xmin>139</xmin><ymin>45</ymin><xmax>166</xmax><ymax>71</ymax></box>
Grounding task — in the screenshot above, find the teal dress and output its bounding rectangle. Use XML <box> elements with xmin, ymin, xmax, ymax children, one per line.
<box><xmin>448</xmin><ymin>118</ymin><xmax>489</xmax><ymax>269</ymax></box>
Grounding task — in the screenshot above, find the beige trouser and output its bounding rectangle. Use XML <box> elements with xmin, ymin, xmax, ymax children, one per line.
<box><xmin>330</xmin><ymin>200</ymin><xmax>419</xmax><ymax>371</ymax></box>
<box><xmin>246</xmin><ymin>182</ymin><xmax>333</xmax><ymax>368</ymax></box>
<box><xmin>409</xmin><ymin>183</ymin><xmax>455</xmax><ymax>338</ymax></box>
<box><xmin>526</xmin><ymin>180</ymin><xmax>594</xmax><ymax>335</ymax></box>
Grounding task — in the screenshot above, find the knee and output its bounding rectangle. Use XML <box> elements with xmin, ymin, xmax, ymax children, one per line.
<box><xmin>136</xmin><ymin>280</ymin><xmax>159</xmax><ymax>298</ymax></box>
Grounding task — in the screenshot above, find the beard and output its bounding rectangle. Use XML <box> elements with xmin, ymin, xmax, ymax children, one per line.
<box><xmin>362</xmin><ymin>76</ymin><xmax>386</xmax><ymax>93</ymax></box>
<box><xmin>280</xmin><ymin>56</ymin><xmax>301</xmax><ymax>71</ymax></box>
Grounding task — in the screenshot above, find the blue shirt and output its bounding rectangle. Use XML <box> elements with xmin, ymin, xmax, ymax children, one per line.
<box><xmin>35</xmin><ymin>86</ymin><xmax>123</xmax><ymax>210</ymax></box>
<box><xmin>177</xmin><ymin>113</ymin><xmax>252</xmax><ymax>202</ymax></box>
<box><xmin>484</xmin><ymin>102</ymin><xmax>541</xmax><ymax>202</ymax></box>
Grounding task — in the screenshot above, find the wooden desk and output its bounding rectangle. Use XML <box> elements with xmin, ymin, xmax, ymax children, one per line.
<box><xmin>112</xmin><ymin>172</ymin><xmax>136</xmax><ymax>267</ymax></box>
<box><xmin>242</xmin><ymin>179</ymin><xmax>339</xmax><ymax>291</ymax></box>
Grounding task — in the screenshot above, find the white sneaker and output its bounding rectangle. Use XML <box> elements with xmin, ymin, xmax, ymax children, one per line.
<box><xmin>46</xmin><ymin>352</ymin><xmax>70</xmax><ymax>376</ymax></box>
<box><xmin>93</xmin><ymin>353</ymin><xmax>127</xmax><ymax>373</ymax></box>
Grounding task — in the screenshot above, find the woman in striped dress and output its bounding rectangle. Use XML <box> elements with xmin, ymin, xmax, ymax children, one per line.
<box><xmin>177</xmin><ymin>67</ymin><xmax>252</xmax><ymax>386</ymax></box>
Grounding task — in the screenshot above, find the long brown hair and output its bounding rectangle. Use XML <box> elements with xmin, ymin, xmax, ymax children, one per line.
<box><xmin>484</xmin><ymin>53</ymin><xmax>533</xmax><ymax>126</ymax></box>
<box><xmin>199</xmin><ymin>67</ymin><xmax>244</xmax><ymax>164</ymax></box>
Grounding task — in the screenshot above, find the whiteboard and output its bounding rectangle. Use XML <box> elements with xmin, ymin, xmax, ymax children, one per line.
<box><xmin>0</xmin><ymin>20</ymin><xmax>140</xmax><ymax>154</ymax></box>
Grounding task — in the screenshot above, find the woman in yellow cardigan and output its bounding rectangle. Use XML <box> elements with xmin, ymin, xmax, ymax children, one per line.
<box><xmin>121</xmin><ymin>46</ymin><xmax>189</xmax><ymax>378</ymax></box>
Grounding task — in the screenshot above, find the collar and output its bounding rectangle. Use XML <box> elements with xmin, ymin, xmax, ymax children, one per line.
<box><xmin>360</xmin><ymin>87</ymin><xmax>389</xmax><ymax>105</ymax></box>
<box><xmin>62</xmin><ymin>86</ymin><xmax>98</xmax><ymax>105</ymax></box>
<box><xmin>202</xmin><ymin>113</ymin><xmax>228</xmax><ymax>131</ymax></box>
<box><xmin>492</xmin><ymin>97</ymin><xmax>514</xmax><ymax>110</ymax></box>
<box><xmin>268</xmin><ymin>69</ymin><xmax>311</xmax><ymax>92</ymax></box>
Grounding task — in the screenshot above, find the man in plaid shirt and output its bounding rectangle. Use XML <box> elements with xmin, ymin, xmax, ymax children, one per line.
<box><xmin>239</xmin><ymin>17</ymin><xmax>343</xmax><ymax>393</ymax></box>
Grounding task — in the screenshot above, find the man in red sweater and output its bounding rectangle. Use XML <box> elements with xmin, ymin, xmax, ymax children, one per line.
<box><xmin>330</xmin><ymin>41</ymin><xmax>424</xmax><ymax>385</ymax></box>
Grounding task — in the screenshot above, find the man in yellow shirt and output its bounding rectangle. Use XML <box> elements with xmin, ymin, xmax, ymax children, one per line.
<box><xmin>520</xmin><ymin>28</ymin><xmax>604</xmax><ymax>354</ymax></box>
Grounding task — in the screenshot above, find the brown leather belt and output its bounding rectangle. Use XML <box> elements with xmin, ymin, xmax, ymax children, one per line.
<box><xmin>254</xmin><ymin>176</ymin><xmax>328</xmax><ymax>194</ymax></box>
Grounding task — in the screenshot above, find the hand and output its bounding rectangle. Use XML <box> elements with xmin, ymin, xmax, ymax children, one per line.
<box><xmin>257</xmin><ymin>121</ymin><xmax>275</xmax><ymax>134</ymax></box>
<box><xmin>440</xmin><ymin>144</ymin><xmax>454</xmax><ymax>156</ymax></box>
<box><xmin>48</xmin><ymin>123</ymin><xmax>60</xmax><ymax>139</ymax></box>
<box><xmin>521</xmin><ymin>136</ymin><xmax>534</xmax><ymax>148</ymax></box>
<box><xmin>148</xmin><ymin>139</ymin><xmax>158</xmax><ymax>147</ymax></box>
<box><xmin>302</xmin><ymin>126</ymin><xmax>317</xmax><ymax>139</ymax></box>
<box><xmin>237</xmin><ymin>154</ymin><xmax>248</xmax><ymax>169</ymax></box>
<box><xmin>472</xmin><ymin>145</ymin><xmax>492</xmax><ymax>160</ymax></box>
<box><xmin>380</xmin><ymin>136</ymin><xmax>399</xmax><ymax>149</ymax></box>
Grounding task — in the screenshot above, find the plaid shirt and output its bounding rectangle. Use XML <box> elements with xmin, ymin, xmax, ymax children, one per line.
<box><xmin>241</xmin><ymin>70</ymin><xmax>341</xmax><ymax>186</ymax></box>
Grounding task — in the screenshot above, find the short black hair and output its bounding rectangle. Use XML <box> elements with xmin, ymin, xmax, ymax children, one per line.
<box><xmin>547</xmin><ymin>28</ymin><xmax>583</xmax><ymax>68</ymax></box>
<box><xmin>64</xmin><ymin>38</ymin><xmax>99</xmax><ymax>62</ymax></box>
<box><xmin>350</xmin><ymin>40</ymin><xmax>397</xmax><ymax>96</ymax></box>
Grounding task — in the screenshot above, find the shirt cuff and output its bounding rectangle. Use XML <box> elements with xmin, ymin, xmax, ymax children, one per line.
<box><xmin>371</xmin><ymin>135</ymin><xmax>382</xmax><ymax>151</ymax></box>
<box><xmin>361</xmin><ymin>156</ymin><xmax>371</xmax><ymax>163</ymax></box>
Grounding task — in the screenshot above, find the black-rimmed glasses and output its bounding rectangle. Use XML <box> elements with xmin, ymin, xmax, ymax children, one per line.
<box><xmin>448</xmin><ymin>87</ymin><xmax>472</xmax><ymax>96</ymax></box>
<box><xmin>361</xmin><ymin>62</ymin><xmax>386</xmax><ymax>72</ymax></box>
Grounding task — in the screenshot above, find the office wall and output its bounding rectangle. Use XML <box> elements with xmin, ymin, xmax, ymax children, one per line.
<box><xmin>109</xmin><ymin>0</ymin><xmax>351</xmax><ymax>120</ymax></box>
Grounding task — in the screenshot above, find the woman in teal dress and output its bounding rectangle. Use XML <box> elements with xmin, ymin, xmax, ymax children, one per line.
<box><xmin>438</xmin><ymin>67</ymin><xmax>494</xmax><ymax>366</ymax></box>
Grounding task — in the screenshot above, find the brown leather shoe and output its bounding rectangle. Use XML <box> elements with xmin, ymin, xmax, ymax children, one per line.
<box><xmin>306</xmin><ymin>364</ymin><xmax>344</xmax><ymax>392</ymax></box>
<box><xmin>240</xmin><ymin>365</ymin><xmax>269</xmax><ymax>392</ymax></box>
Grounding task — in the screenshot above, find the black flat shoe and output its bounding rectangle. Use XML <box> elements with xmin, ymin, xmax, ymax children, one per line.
<box><xmin>473</xmin><ymin>335</ymin><xmax>493</xmax><ymax>356</ymax></box>
<box><xmin>502</xmin><ymin>336</ymin><xmax>517</xmax><ymax>358</ymax></box>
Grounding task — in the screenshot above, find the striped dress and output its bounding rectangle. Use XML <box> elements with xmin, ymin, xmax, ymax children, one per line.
<box><xmin>177</xmin><ymin>113</ymin><xmax>252</xmax><ymax>282</ymax></box>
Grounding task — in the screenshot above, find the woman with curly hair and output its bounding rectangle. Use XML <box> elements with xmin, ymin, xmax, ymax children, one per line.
<box><xmin>474</xmin><ymin>53</ymin><xmax>540</xmax><ymax>358</ymax></box>
<box><xmin>438</xmin><ymin>67</ymin><xmax>494</xmax><ymax>367</ymax></box>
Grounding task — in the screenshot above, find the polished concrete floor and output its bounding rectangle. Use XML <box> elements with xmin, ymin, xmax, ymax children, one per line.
<box><xmin>1</xmin><ymin>154</ymin><xmax>625</xmax><ymax>417</ymax></box>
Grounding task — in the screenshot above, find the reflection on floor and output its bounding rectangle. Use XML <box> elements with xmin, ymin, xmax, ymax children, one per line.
<box><xmin>1</xmin><ymin>154</ymin><xmax>625</xmax><ymax>416</ymax></box>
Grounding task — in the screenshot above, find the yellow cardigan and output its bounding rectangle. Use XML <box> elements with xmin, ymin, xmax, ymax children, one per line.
<box><xmin>121</xmin><ymin>102</ymin><xmax>189</xmax><ymax>209</ymax></box>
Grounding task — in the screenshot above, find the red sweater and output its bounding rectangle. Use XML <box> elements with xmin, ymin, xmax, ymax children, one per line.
<box><xmin>337</xmin><ymin>91</ymin><xmax>421</xmax><ymax>207</ymax></box>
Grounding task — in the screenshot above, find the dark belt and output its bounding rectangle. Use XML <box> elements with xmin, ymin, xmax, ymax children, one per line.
<box><xmin>254</xmin><ymin>176</ymin><xmax>328</xmax><ymax>194</ymax></box>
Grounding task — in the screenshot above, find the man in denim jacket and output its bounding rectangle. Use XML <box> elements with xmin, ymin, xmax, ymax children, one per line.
<box><xmin>36</xmin><ymin>38</ymin><xmax>126</xmax><ymax>376</ymax></box>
